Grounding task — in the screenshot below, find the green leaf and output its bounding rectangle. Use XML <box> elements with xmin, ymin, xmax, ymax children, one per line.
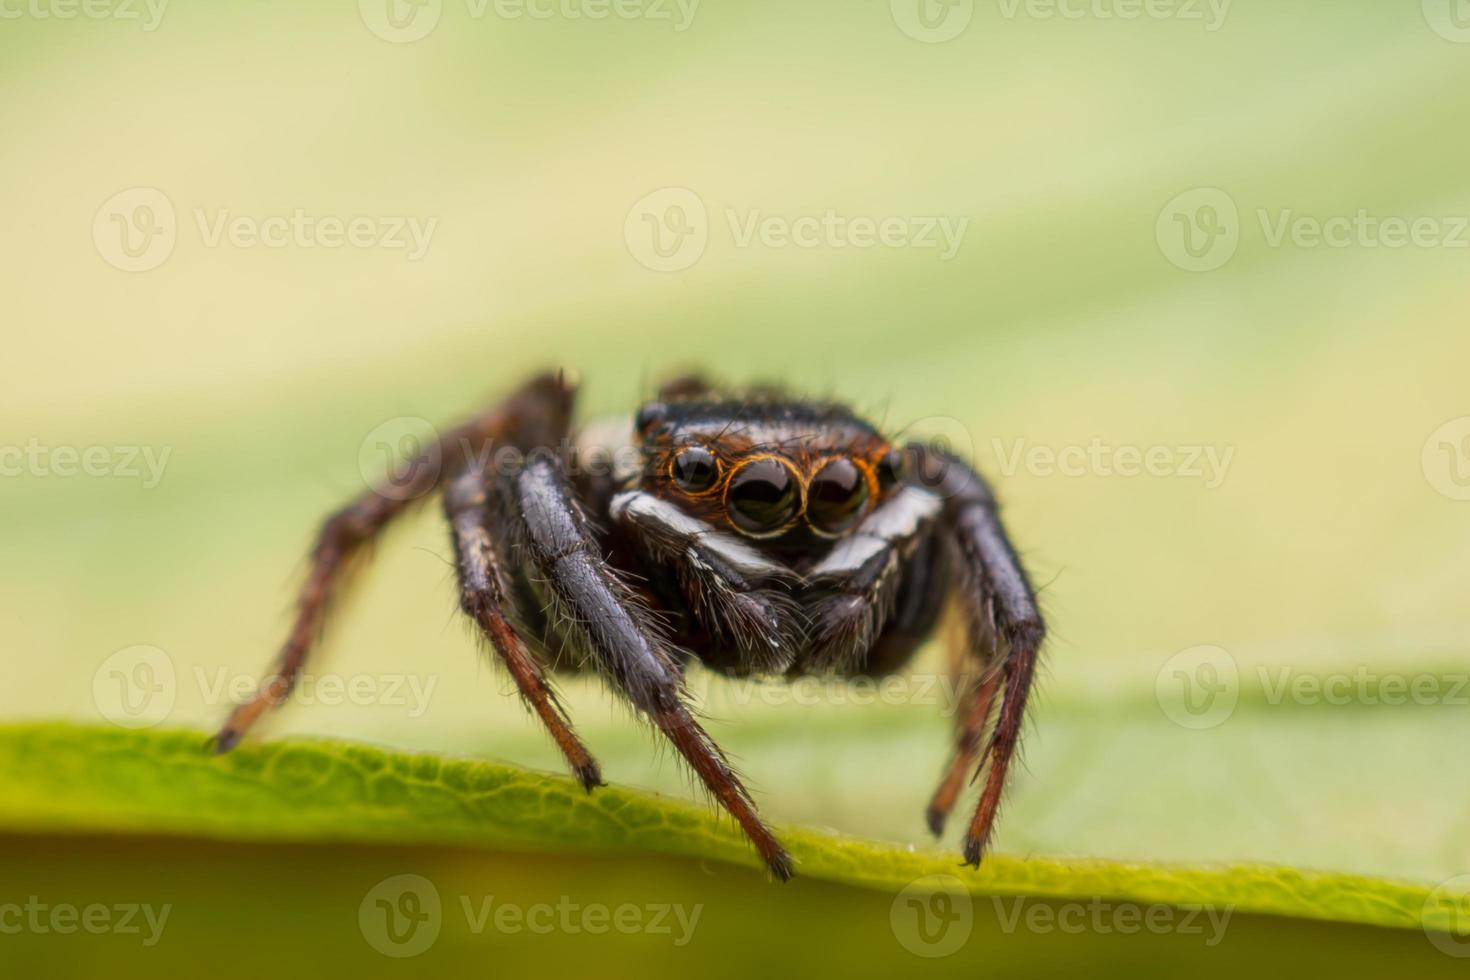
<box><xmin>0</xmin><ymin>722</ymin><xmax>1456</xmax><ymax>936</ymax></box>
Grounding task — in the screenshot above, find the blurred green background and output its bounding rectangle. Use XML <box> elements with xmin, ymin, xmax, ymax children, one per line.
<box><xmin>3</xmin><ymin>0</ymin><xmax>1470</xmax><ymax>973</ymax></box>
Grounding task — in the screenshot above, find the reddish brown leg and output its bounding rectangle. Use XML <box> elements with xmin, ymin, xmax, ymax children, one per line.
<box><xmin>926</xmin><ymin>669</ymin><xmax>1001</xmax><ymax>836</ymax></box>
<box><xmin>955</xmin><ymin>505</ymin><xmax>1045</xmax><ymax>867</ymax></box>
<box><xmin>213</xmin><ymin>372</ymin><xmax>575</xmax><ymax>752</ymax></box>
<box><xmin>910</xmin><ymin>443</ymin><xmax>1045</xmax><ymax>868</ymax></box>
<box><xmin>444</xmin><ymin>471</ymin><xmax>601</xmax><ymax>790</ymax></box>
<box><xmin>213</xmin><ymin>488</ymin><xmax>408</xmax><ymax>751</ymax></box>
<box><xmin>655</xmin><ymin>702</ymin><xmax>793</xmax><ymax>881</ymax></box>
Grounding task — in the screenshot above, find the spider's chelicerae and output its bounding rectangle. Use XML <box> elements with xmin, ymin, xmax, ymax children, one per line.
<box><xmin>215</xmin><ymin>372</ymin><xmax>1045</xmax><ymax>880</ymax></box>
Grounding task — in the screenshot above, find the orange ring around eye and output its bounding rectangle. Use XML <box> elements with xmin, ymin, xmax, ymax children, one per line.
<box><xmin>722</xmin><ymin>454</ymin><xmax>804</xmax><ymax>538</ymax></box>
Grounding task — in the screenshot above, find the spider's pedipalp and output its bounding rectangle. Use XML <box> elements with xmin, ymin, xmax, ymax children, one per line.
<box><xmin>610</xmin><ymin>490</ymin><xmax>803</xmax><ymax>674</ymax></box>
<box><xmin>799</xmin><ymin>484</ymin><xmax>942</xmax><ymax>673</ymax></box>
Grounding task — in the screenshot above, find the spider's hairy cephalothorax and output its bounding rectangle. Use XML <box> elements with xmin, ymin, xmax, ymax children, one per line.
<box><xmin>215</xmin><ymin>371</ymin><xmax>1046</xmax><ymax>883</ymax></box>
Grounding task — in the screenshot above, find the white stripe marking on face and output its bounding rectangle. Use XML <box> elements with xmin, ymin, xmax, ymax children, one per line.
<box><xmin>610</xmin><ymin>491</ymin><xmax>790</xmax><ymax>579</ymax></box>
<box><xmin>810</xmin><ymin>486</ymin><xmax>941</xmax><ymax>576</ymax></box>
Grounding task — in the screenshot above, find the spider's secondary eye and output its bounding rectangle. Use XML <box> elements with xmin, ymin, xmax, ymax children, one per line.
<box><xmin>635</xmin><ymin>402</ymin><xmax>668</xmax><ymax>432</ymax></box>
<box><xmin>671</xmin><ymin>447</ymin><xmax>719</xmax><ymax>492</ymax></box>
<box><xmin>726</xmin><ymin>458</ymin><xmax>799</xmax><ymax>534</ymax></box>
<box><xmin>807</xmin><ymin>458</ymin><xmax>870</xmax><ymax>535</ymax></box>
<box><xmin>876</xmin><ymin>448</ymin><xmax>906</xmax><ymax>491</ymax></box>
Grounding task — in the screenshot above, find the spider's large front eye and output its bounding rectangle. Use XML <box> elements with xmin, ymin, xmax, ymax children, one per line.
<box><xmin>670</xmin><ymin>447</ymin><xmax>719</xmax><ymax>493</ymax></box>
<box><xmin>726</xmin><ymin>458</ymin><xmax>799</xmax><ymax>535</ymax></box>
<box><xmin>807</xmin><ymin>458</ymin><xmax>870</xmax><ymax>535</ymax></box>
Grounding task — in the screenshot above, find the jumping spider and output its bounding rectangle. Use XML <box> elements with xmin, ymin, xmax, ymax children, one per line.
<box><xmin>215</xmin><ymin>372</ymin><xmax>1045</xmax><ymax>880</ymax></box>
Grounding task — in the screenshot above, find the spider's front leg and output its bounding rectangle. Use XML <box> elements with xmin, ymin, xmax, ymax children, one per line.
<box><xmin>916</xmin><ymin>445</ymin><xmax>1046</xmax><ymax>867</ymax></box>
<box><xmin>509</xmin><ymin>459</ymin><xmax>794</xmax><ymax>880</ymax></box>
<box><xmin>443</xmin><ymin>470</ymin><xmax>601</xmax><ymax>790</ymax></box>
<box><xmin>213</xmin><ymin>372</ymin><xmax>574</xmax><ymax>752</ymax></box>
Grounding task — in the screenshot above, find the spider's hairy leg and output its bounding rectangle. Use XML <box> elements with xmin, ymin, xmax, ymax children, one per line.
<box><xmin>925</xmin><ymin>670</ymin><xmax>1000</xmax><ymax>837</ymax></box>
<box><xmin>511</xmin><ymin>459</ymin><xmax>794</xmax><ymax>881</ymax></box>
<box><xmin>915</xmin><ymin>445</ymin><xmax>1045</xmax><ymax>867</ymax></box>
<box><xmin>444</xmin><ymin>470</ymin><xmax>601</xmax><ymax>791</ymax></box>
<box><xmin>609</xmin><ymin>490</ymin><xmax>802</xmax><ymax>674</ymax></box>
<box><xmin>957</xmin><ymin>507</ymin><xmax>1044</xmax><ymax>866</ymax></box>
<box><xmin>212</xmin><ymin>372</ymin><xmax>576</xmax><ymax>752</ymax></box>
<box><xmin>821</xmin><ymin>525</ymin><xmax>984</xmax><ymax>835</ymax></box>
<box><xmin>800</xmin><ymin>485</ymin><xmax>942</xmax><ymax>673</ymax></box>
